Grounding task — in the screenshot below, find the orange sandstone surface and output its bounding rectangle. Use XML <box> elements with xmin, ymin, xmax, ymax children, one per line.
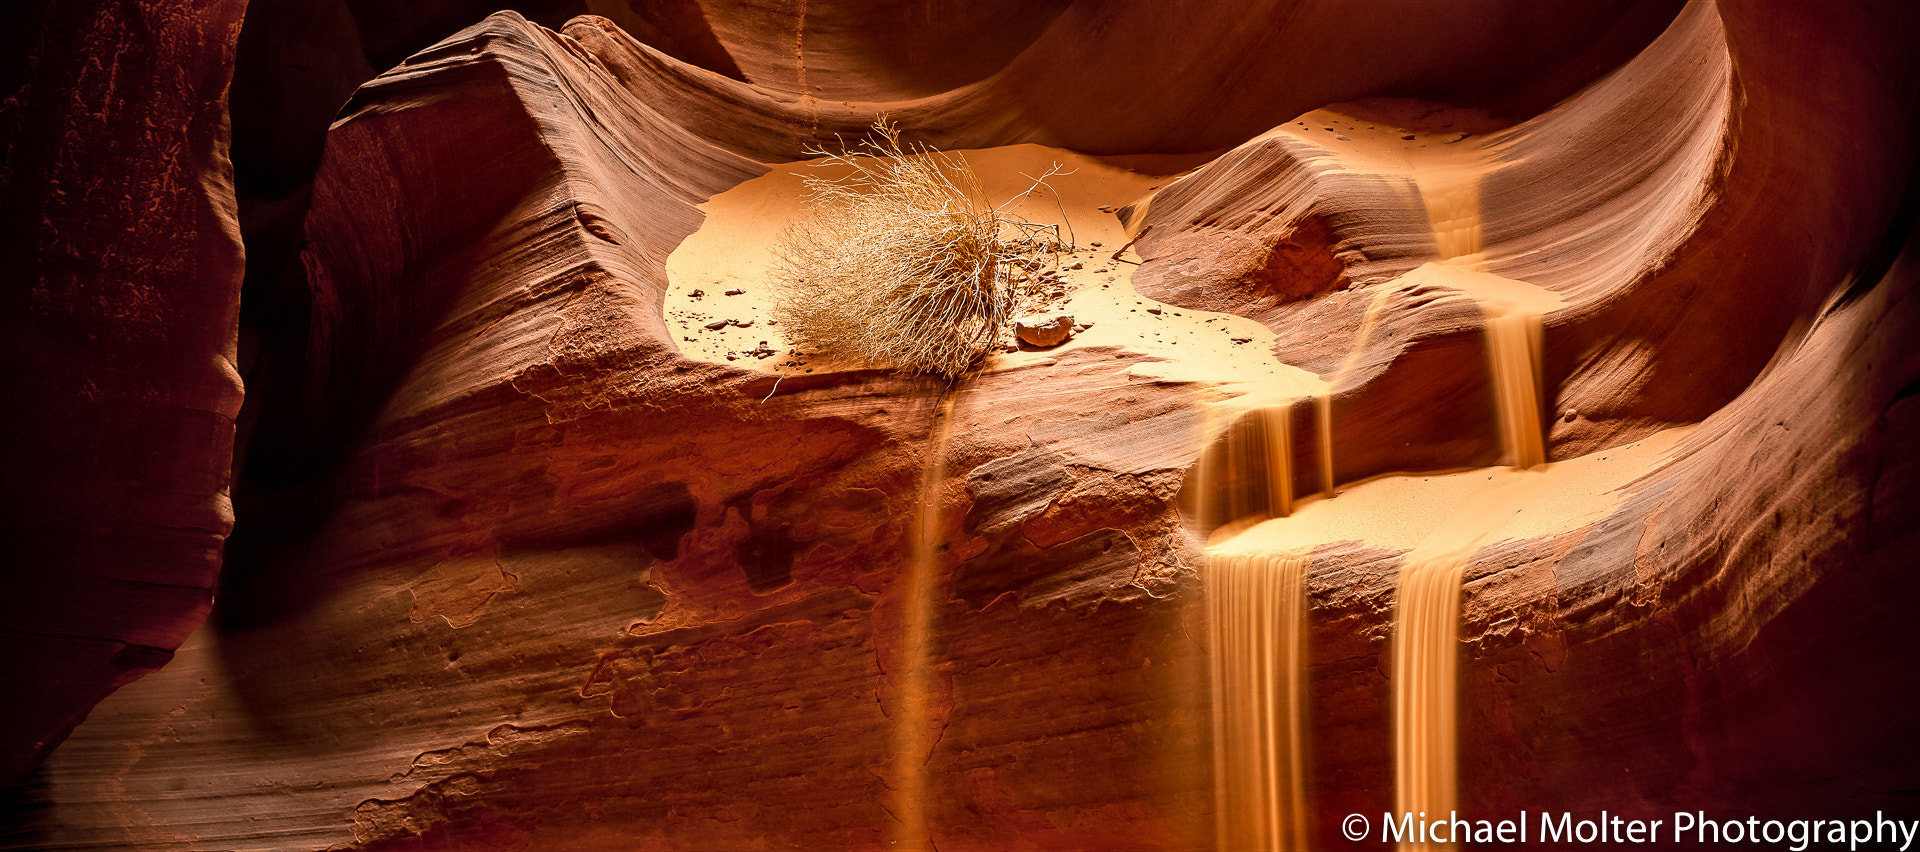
<box><xmin>3</xmin><ymin>1</ymin><xmax>1918</xmax><ymax>849</ymax></box>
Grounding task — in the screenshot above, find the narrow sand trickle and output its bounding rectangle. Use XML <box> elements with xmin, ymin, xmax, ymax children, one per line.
<box><xmin>890</xmin><ymin>393</ymin><xmax>954</xmax><ymax>851</ymax></box>
<box><xmin>1388</xmin><ymin>260</ymin><xmax>1564</xmax><ymax>471</ymax></box>
<box><xmin>1487</xmin><ymin>310</ymin><xmax>1547</xmax><ymax>469</ymax></box>
<box><xmin>1192</xmin><ymin>401</ymin><xmax>1304</xmax><ymax>530</ymax></box>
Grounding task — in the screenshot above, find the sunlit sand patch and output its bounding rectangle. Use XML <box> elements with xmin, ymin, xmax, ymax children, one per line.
<box><xmin>1212</xmin><ymin>427</ymin><xmax>1692</xmax><ymax>588</ymax></box>
<box><xmin>665</xmin><ymin>143</ymin><xmax>1326</xmax><ymax>395</ymax></box>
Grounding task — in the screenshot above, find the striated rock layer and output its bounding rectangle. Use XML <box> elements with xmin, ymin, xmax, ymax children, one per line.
<box><xmin>4</xmin><ymin>0</ymin><xmax>1918</xmax><ymax>850</ymax></box>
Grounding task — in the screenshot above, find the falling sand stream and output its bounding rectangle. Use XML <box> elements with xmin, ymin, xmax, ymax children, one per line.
<box><xmin>1196</xmin><ymin>399</ymin><xmax>1302</xmax><ymax>850</ymax></box>
<box><xmin>1392</xmin><ymin>153</ymin><xmax>1561</xmax><ymax>850</ymax></box>
<box><xmin>1201</xmin><ymin>117</ymin><xmax>1570</xmax><ymax>849</ymax></box>
<box><xmin>1208</xmin><ymin>547</ymin><xmax>1311</xmax><ymax>850</ymax></box>
<box><xmin>1211</xmin><ymin>423</ymin><xmax>1691</xmax><ymax>850</ymax></box>
<box><xmin>890</xmin><ymin>392</ymin><xmax>956</xmax><ymax>851</ymax></box>
<box><xmin>661</xmin><ymin>119</ymin><xmax>1582</xmax><ymax>849</ymax></box>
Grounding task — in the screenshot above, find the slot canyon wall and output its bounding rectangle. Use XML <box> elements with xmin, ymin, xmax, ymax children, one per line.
<box><xmin>2</xmin><ymin>0</ymin><xmax>1917</xmax><ymax>849</ymax></box>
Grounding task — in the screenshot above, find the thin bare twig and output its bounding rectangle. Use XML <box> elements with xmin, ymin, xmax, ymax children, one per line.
<box><xmin>1109</xmin><ymin>224</ymin><xmax>1153</xmax><ymax>262</ymax></box>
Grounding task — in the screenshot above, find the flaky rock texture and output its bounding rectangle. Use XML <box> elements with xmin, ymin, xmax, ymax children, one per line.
<box><xmin>3</xmin><ymin>1</ymin><xmax>1917</xmax><ymax>850</ymax></box>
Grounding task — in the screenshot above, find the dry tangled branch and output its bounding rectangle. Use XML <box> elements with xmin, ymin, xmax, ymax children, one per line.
<box><xmin>772</xmin><ymin>120</ymin><xmax>1069</xmax><ymax>380</ymax></box>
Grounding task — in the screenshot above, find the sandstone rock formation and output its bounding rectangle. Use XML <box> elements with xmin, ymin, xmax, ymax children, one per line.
<box><xmin>1014</xmin><ymin>314</ymin><xmax>1075</xmax><ymax>349</ymax></box>
<box><xmin>3</xmin><ymin>1</ymin><xmax>1917</xmax><ymax>850</ymax></box>
<box><xmin>0</xmin><ymin>0</ymin><xmax>247</xmax><ymax>787</ymax></box>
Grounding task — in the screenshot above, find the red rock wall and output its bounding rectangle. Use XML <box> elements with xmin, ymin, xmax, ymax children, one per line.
<box><xmin>0</xmin><ymin>0</ymin><xmax>247</xmax><ymax>786</ymax></box>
